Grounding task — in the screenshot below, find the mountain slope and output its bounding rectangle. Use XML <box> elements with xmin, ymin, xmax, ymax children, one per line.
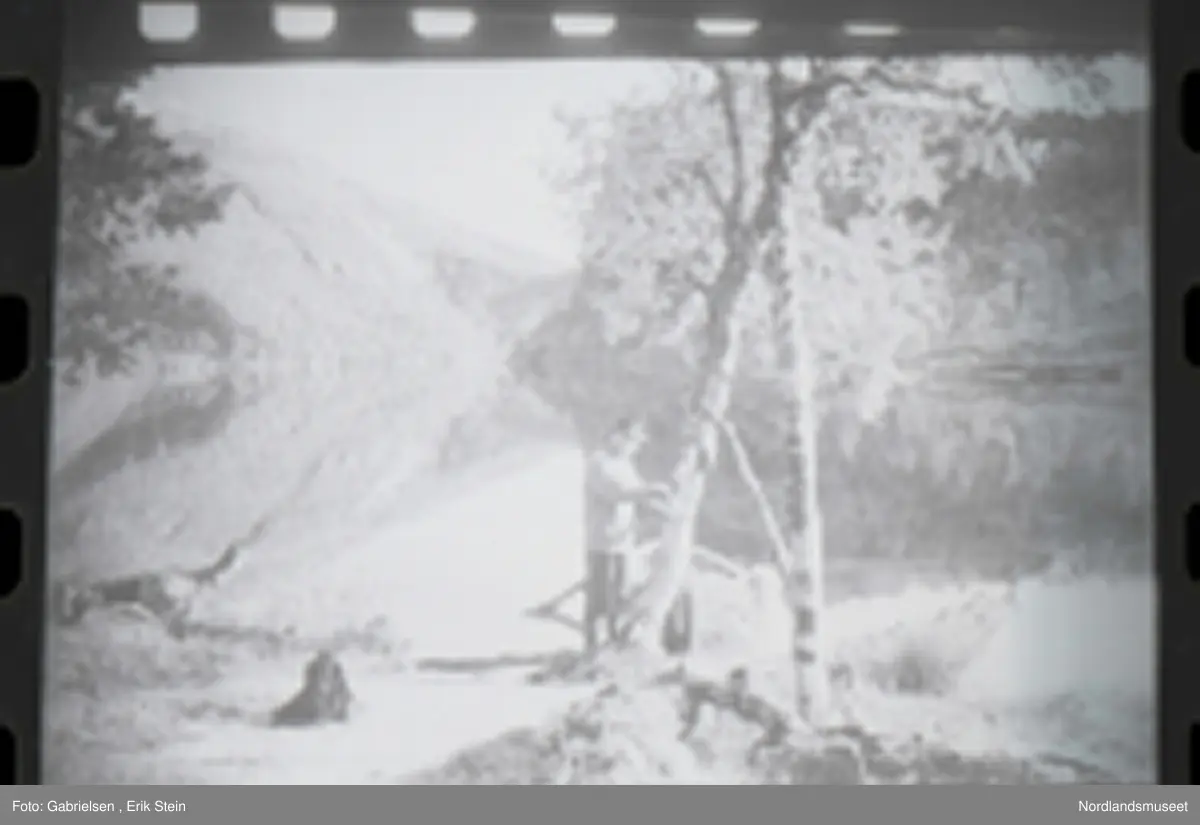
<box><xmin>51</xmin><ymin>124</ymin><xmax>571</xmax><ymax>584</ymax></box>
<box><xmin>47</xmin><ymin>118</ymin><xmax>596</xmax><ymax>784</ymax></box>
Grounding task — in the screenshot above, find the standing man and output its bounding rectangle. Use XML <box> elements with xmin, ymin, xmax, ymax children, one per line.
<box><xmin>583</xmin><ymin>417</ymin><xmax>671</xmax><ymax>652</ymax></box>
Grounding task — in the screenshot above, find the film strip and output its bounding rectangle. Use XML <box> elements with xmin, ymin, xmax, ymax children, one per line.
<box><xmin>62</xmin><ymin>1</ymin><xmax>1142</xmax><ymax>63</ymax></box>
<box><xmin>1</xmin><ymin>0</ymin><xmax>1193</xmax><ymax>788</ymax></box>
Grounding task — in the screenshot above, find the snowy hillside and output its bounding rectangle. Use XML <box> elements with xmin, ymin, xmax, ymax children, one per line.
<box><xmin>47</xmin><ymin>115</ymin><xmax>599</xmax><ymax>784</ymax></box>
<box><xmin>50</xmin><ymin>124</ymin><xmax>572</xmax><ymax>585</ymax></box>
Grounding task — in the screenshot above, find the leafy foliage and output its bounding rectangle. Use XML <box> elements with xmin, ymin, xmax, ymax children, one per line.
<box><xmin>517</xmin><ymin>55</ymin><xmax>1148</xmax><ymax>570</ymax></box>
<box><xmin>881</xmin><ymin>105</ymin><xmax>1149</xmax><ymax>511</ymax></box>
<box><xmin>549</xmin><ymin>64</ymin><xmax>731</xmax><ymax>358</ymax></box>
<box><xmin>57</xmin><ymin>71</ymin><xmax>235</xmax><ymax>385</ymax></box>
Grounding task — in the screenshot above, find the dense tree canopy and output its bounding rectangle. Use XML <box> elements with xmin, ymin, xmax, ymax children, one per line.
<box><xmin>58</xmin><ymin>70</ymin><xmax>235</xmax><ymax>386</ymax></box>
<box><xmin>515</xmin><ymin>56</ymin><xmax>1149</xmax><ymax>570</ymax></box>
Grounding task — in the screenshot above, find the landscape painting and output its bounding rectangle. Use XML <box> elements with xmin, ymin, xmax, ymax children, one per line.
<box><xmin>47</xmin><ymin>54</ymin><xmax>1151</xmax><ymax>784</ymax></box>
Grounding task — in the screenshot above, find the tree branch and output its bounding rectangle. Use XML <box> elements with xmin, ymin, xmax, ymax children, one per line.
<box><xmin>686</xmin><ymin>62</ymin><xmax>802</xmax><ymax>367</ymax></box>
<box><xmin>716</xmin><ymin>417</ymin><xmax>793</xmax><ymax>579</ymax></box>
<box><xmin>693</xmin><ymin>545</ymin><xmax>747</xmax><ymax>580</ymax></box>
<box><xmin>712</xmin><ymin>65</ymin><xmax>747</xmax><ymax>222</ymax></box>
<box><xmin>864</xmin><ymin>64</ymin><xmax>988</xmax><ymax>109</ymax></box>
<box><xmin>781</xmin><ymin>60</ymin><xmax>993</xmax><ymax>122</ymax></box>
<box><xmin>692</xmin><ymin>161</ymin><xmax>736</xmax><ymax>227</ymax></box>
<box><xmin>747</xmin><ymin>62</ymin><xmax>800</xmax><ymax>238</ymax></box>
<box><xmin>780</xmin><ymin>67</ymin><xmax>862</xmax><ymax>117</ymax></box>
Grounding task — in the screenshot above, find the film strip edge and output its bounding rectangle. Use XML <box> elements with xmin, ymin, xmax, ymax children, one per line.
<box><xmin>1156</xmin><ymin>0</ymin><xmax>1200</xmax><ymax>786</ymax></box>
<box><xmin>68</xmin><ymin>0</ymin><xmax>1141</xmax><ymax>63</ymax></box>
<box><xmin>40</xmin><ymin>0</ymin><xmax>1182</xmax><ymax>788</ymax></box>
<box><xmin>0</xmin><ymin>0</ymin><xmax>59</xmax><ymax>787</ymax></box>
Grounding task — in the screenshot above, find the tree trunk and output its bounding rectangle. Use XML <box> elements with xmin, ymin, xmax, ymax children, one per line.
<box><xmin>621</xmin><ymin>63</ymin><xmax>806</xmax><ymax>656</ymax></box>
<box><xmin>621</xmin><ymin>278</ymin><xmax>754</xmax><ymax>646</ymax></box>
<box><xmin>766</xmin><ymin>230</ymin><xmax>832</xmax><ymax>723</ymax></box>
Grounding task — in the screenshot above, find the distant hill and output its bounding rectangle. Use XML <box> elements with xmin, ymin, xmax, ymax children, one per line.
<box><xmin>51</xmin><ymin>124</ymin><xmax>573</xmax><ymax>579</ymax></box>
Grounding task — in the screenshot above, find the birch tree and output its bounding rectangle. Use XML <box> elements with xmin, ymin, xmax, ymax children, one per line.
<box><xmin>757</xmin><ymin>58</ymin><xmax>1039</xmax><ymax>718</ymax></box>
<box><xmin>556</xmin><ymin>63</ymin><xmax>808</xmax><ymax>650</ymax></box>
<box><xmin>758</xmin><ymin>56</ymin><xmax>1144</xmax><ymax>715</ymax></box>
<box><xmin>543</xmin><ymin>54</ymin><xmax>1145</xmax><ymax>713</ymax></box>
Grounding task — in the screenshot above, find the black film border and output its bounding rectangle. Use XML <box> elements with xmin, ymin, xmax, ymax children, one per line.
<box><xmin>2</xmin><ymin>0</ymin><xmax>1189</xmax><ymax>787</ymax></box>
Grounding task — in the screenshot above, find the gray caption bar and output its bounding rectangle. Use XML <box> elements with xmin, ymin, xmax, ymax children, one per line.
<box><xmin>5</xmin><ymin>786</ymin><xmax>1197</xmax><ymax>825</ymax></box>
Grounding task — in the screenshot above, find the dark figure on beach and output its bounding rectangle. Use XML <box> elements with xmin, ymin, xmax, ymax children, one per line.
<box><xmin>270</xmin><ymin>650</ymin><xmax>353</xmax><ymax>727</ymax></box>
